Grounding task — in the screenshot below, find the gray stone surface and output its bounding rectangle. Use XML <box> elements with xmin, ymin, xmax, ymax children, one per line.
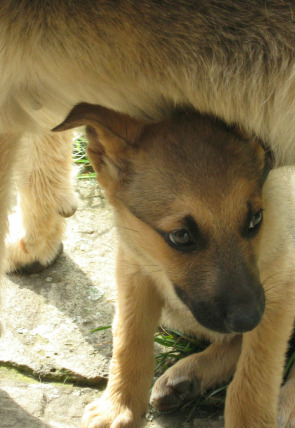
<box><xmin>0</xmin><ymin>179</ymin><xmax>223</xmax><ymax>428</ymax></box>
<box><xmin>0</xmin><ymin>367</ymin><xmax>99</xmax><ymax>428</ymax></box>
<box><xmin>0</xmin><ymin>367</ymin><xmax>223</xmax><ymax>428</ymax></box>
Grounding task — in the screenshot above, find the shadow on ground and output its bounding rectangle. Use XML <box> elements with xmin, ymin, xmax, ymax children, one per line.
<box><xmin>0</xmin><ymin>388</ymin><xmax>50</xmax><ymax>428</ymax></box>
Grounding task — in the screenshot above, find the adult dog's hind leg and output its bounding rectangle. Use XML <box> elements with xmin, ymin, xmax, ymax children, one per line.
<box><xmin>278</xmin><ymin>360</ymin><xmax>295</xmax><ymax>427</ymax></box>
<box><xmin>5</xmin><ymin>130</ymin><xmax>77</xmax><ymax>273</ymax></box>
<box><xmin>151</xmin><ymin>335</ymin><xmax>241</xmax><ymax>412</ymax></box>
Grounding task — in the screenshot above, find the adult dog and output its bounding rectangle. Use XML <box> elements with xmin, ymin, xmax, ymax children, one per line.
<box><xmin>1</xmin><ymin>1</ymin><xmax>295</xmax><ymax>427</ymax></box>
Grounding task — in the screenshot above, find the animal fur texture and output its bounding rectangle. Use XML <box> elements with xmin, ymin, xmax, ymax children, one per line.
<box><xmin>55</xmin><ymin>103</ymin><xmax>295</xmax><ymax>428</ymax></box>
<box><xmin>1</xmin><ymin>1</ymin><xmax>295</xmax><ymax>427</ymax></box>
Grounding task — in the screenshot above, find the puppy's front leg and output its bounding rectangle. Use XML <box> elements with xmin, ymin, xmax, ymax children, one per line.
<box><xmin>82</xmin><ymin>247</ymin><xmax>163</xmax><ymax>428</ymax></box>
<box><xmin>225</xmin><ymin>265</ymin><xmax>295</xmax><ymax>428</ymax></box>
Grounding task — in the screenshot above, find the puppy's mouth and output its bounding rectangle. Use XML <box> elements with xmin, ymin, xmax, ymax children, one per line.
<box><xmin>174</xmin><ymin>283</ymin><xmax>265</xmax><ymax>334</ymax></box>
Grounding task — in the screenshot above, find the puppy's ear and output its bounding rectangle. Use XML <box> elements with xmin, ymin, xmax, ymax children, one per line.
<box><xmin>230</xmin><ymin>124</ymin><xmax>274</xmax><ymax>184</ymax></box>
<box><xmin>244</xmin><ymin>135</ymin><xmax>274</xmax><ymax>184</ymax></box>
<box><xmin>52</xmin><ymin>103</ymin><xmax>148</xmax><ymax>184</ymax></box>
<box><xmin>249</xmin><ymin>139</ymin><xmax>274</xmax><ymax>185</ymax></box>
<box><xmin>261</xmin><ymin>148</ymin><xmax>274</xmax><ymax>183</ymax></box>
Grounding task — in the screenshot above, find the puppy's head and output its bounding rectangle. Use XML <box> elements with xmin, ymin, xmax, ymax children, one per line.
<box><xmin>54</xmin><ymin>104</ymin><xmax>271</xmax><ymax>334</ymax></box>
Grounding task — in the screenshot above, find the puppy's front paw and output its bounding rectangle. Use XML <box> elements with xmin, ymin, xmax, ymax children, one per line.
<box><xmin>278</xmin><ymin>380</ymin><xmax>295</xmax><ymax>428</ymax></box>
<box><xmin>82</xmin><ymin>396</ymin><xmax>144</xmax><ymax>428</ymax></box>
<box><xmin>151</xmin><ymin>366</ymin><xmax>199</xmax><ymax>412</ymax></box>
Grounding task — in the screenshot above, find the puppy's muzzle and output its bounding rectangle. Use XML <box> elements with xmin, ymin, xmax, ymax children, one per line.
<box><xmin>174</xmin><ymin>269</ymin><xmax>265</xmax><ymax>334</ymax></box>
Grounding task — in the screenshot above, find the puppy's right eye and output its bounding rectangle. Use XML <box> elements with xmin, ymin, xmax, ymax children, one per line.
<box><xmin>158</xmin><ymin>216</ymin><xmax>205</xmax><ymax>253</ymax></box>
<box><xmin>168</xmin><ymin>229</ymin><xmax>194</xmax><ymax>247</ymax></box>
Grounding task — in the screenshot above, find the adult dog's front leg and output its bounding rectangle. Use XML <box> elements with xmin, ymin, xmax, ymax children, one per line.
<box><xmin>5</xmin><ymin>130</ymin><xmax>76</xmax><ymax>273</ymax></box>
<box><xmin>225</xmin><ymin>263</ymin><xmax>295</xmax><ymax>428</ymax></box>
<box><xmin>82</xmin><ymin>247</ymin><xmax>163</xmax><ymax>428</ymax></box>
<box><xmin>0</xmin><ymin>133</ymin><xmax>20</xmax><ymax>274</ymax></box>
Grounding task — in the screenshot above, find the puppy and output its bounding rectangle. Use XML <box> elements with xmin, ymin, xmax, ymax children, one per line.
<box><xmin>2</xmin><ymin>2</ymin><xmax>295</xmax><ymax>428</ymax></box>
<box><xmin>54</xmin><ymin>103</ymin><xmax>295</xmax><ymax>428</ymax></box>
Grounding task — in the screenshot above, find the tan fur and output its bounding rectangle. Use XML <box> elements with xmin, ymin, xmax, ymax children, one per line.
<box><xmin>0</xmin><ymin>5</ymin><xmax>294</xmax><ymax>269</ymax></box>
<box><xmin>5</xmin><ymin>130</ymin><xmax>77</xmax><ymax>272</ymax></box>
<box><xmin>2</xmin><ymin>2</ymin><xmax>295</xmax><ymax>427</ymax></box>
<box><xmin>55</xmin><ymin>103</ymin><xmax>295</xmax><ymax>428</ymax></box>
<box><xmin>0</xmin><ymin>134</ymin><xmax>21</xmax><ymax>275</ymax></box>
<box><xmin>85</xmin><ymin>246</ymin><xmax>163</xmax><ymax>428</ymax></box>
<box><xmin>278</xmin><ymin>363</ymin><xmax>295</xmax><ymax>427</ymax></box>
<box><xmin>1</xmin><ymin>1</ymin><xmax>295</xmax><ymax>167</ymax></box>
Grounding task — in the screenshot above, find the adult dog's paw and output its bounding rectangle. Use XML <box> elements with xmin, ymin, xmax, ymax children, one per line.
<box><xmin>151</xmin><ymin>365</ymin><xmax>199</xmax><ymax>412</ymax></box>
<box><xmin>5</xmin><ymin>207</ymin><xmax>66</xmax><ymax>274</ymax></box>
<box><xmin>278</xmin><ymin>380</ymin><xmax>295</xmax><ymax>428</ymax></box>
<box><xmin>82</xmin><ymin>397</ymin><xmax>143</xmax><ymax>428</ymax></box>
<box><xmin>5</xmin><ymin>236</ymin><xmax>64</xmax><ymax>274</ymax></box>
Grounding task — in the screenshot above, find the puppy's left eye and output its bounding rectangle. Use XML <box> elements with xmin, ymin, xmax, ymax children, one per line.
<box><xmin>249</xmin><ymin>210</ymin><xmax>263</xmax><ymax>230</ymax></box>
<box><xmin>169</xmin><ymin>229</ymin><xmax>193</xmax><ymax>247</ymax></box>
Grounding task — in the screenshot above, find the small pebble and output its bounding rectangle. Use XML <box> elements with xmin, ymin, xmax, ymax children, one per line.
<box><xmin>87</xmin><ymin>286</ymin><xmax>104</xmax><ymax>301</ymax></box>
<box><xmin>17</xmin><ymin>328</ymin><xmax>28</xmax><ymax>334</ymax></box>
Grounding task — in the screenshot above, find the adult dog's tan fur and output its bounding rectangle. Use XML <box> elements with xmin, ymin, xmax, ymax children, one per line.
<box><xmin>1</xmin><ymin>1</ymin><xmax>295</xmax><ymax>427</ymax></box>
<box><xmin>2</xmin><ymin>1</ymin><xmax>295</xmax><ymax>271</ymax></box>
<box><xmin>55</xmin><ymin>104</ymin><xmax>295</xmax><ymax>428</ymax></box>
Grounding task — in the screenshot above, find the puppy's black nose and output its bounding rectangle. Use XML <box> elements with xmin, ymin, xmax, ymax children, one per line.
<box><xmin>225</xmin><ymin>293</ymin><xmax>265</xmax><ymax>333</ymax></box>
<box><xmin>223</xmin><ymin>275</ymin><xmax>266</xmax><ymax>333</ymax></box>
<box><xmin>226</xmin><ymin>308</ymin><xmax>263</xmax><ymax>333</ymax></box>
